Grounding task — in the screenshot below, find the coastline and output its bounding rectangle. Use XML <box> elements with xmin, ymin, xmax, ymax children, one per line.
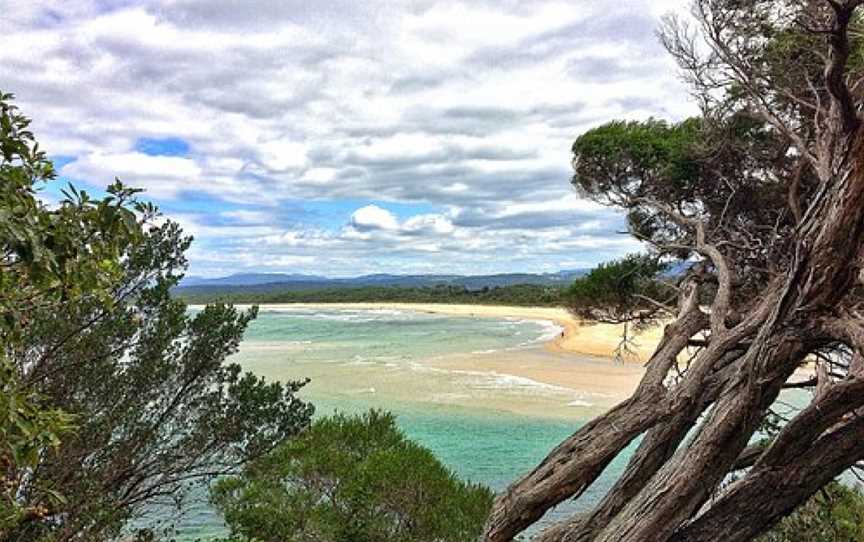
<box><xmin>253</xmin><ymin>302</ymin><xmax>664</xmax><ymax>361</ymax></box>
<box><xmin>219</xmin><ymin>302</ymin><xmax>665</xmax><ymax>418</ymax></box>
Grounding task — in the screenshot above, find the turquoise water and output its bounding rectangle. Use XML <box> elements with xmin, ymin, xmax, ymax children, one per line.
<box><xmin>242</xmin><ymin>306</ymin><xmax>561</xmax><ymax>360</ymax></box>
<box><xmin>169</xmin><ymin>307</ymin><xmax>633</xmax><ymax>539</ymax></box>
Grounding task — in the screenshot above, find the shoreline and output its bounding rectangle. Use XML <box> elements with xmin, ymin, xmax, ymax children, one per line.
<box><xmin>221</xmin><ymin>302</ymin><xmax>662</xmax><ymax>418</ymax></box>
<box><xmin>250</xmin><ymin>302</ymin><xmax>663</xmax><ymax>361</ymax></box>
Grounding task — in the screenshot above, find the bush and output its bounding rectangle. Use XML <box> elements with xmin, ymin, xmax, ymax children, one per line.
<box><xmin>760</xmin><ymin>482</ymin><xmax>864</xmax><ymax>542</ymax></box>
<box><xmin>211</xmin><ymin>410</ymin><xmax>493</xmax><ymax>542</ymax></box>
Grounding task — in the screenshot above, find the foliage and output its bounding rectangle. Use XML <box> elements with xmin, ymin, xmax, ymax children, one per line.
<box><xmin>0</xmin><ymin>90</ymin><xmax>151</xmax><ymax>536</ymax></box>
<box><xmin>0</xmin><ymin>363</ymin><xmax>74</xmax><ymax>533</ymax></box>
<box><xmin>760</xmin><ymin>483</ymin><xmax>864</xmax><ymax>542</ymax></box>
<box><xmin>6</xmin><ymin>227</ymin><xmax>314</xmax><ymax>542</ymax></box>
<box><xmin>564</xmin><ymin>254</ymin><xmax>672</xmax><ymax>330</ymax></box>
<box><xmin>211</xmin><ymin>410</ymin><xmax>493</xmax><ymax>542</ymax></box>
<box><xmin>0</xmin><ymin>92</ymin><xmax>314</xmax><ymax>541</ymax></box>
<box><xmin>0</xmin><ymin>91</ymin><xmax>152</xmax><ymax>340</ymax></box>
<box><xmin>572</xmin><ymin>113</ymin><xmax>790</xmax><ymax>278</ymax></box>
<box><xmin>572</xmin><ymin>118</ymin><xmax>702</xmax><ymax>211</ymax></box>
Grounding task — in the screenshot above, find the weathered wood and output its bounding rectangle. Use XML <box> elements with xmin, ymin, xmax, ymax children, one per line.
<box><xmin>672</xmin><ymin>409</ymin><xmax>864</xmax><ymax>542</ymax></box>
<box><xmin>483</xmin><ymin>308</ymin><xmax>709</xmax><ymax>541</ymax></box>
<box><xmin>483</xmin><ymin>2</ymin><xmax>864</xmax><ymax>540</ymax></box>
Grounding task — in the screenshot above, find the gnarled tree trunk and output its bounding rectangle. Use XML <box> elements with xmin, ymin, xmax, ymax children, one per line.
<box><xmin>483</xmin><ymin>1</ymin><xmax>864</xmax><ymax>540</ymax></box>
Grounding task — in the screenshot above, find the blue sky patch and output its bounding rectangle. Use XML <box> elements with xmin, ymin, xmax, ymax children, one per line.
<box><xmin>134</xmin><ymin>137</ymin><xmax>190</xmax><ymax>157</ymax></box>
<box><xmin>49</xmin><ymin>155</ymin><xmax>76</xmax><ymax>170</ymax></box>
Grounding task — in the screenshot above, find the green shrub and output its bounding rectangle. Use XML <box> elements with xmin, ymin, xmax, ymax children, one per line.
<box><xmin>211</xmin><ymin>410</ymin><xmax>493</xmax><ymax>542</ymax></box>
<box><xmin>760</xmin><ymin>483</ymin><xmax>864</xmax><ymax>542</ymax></box>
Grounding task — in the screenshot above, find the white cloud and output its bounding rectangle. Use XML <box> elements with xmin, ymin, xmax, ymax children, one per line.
<box><xmin>221</xmin><ymin>209</ymin><xmax>272</xmax><ymax>224</ymax></box>
<box><xmin>62</xmin><ymin>152</ymin><xmax>202</xmax><ymax>199</ymax></box>
<box><xmin>350</xmin><ymin>204</ymin><xmax>400</xmax><ymax>231</ymax></box>
<box><xmin>258</xmin><ymin>139</ymin><xmax>308</xmax><ymax>172</ymax></box>
<box><xmin>2</xmin><ymin>0</ymin><xmax>695</xmax><ymax>276</ymax></box>
<box><xmin>499</xmin><ymin>194</ymin><xmax>604</xmax><ymax>217</ymax></box>
<box><xmin>403</xmin><ymin>214</ymin><xmax>455</xmax><ymax>235</ymax></box>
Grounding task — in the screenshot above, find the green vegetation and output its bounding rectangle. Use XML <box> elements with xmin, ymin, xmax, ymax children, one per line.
<box><xmin>211</xmin><ymin>410</ymin><xmax>493</xmax><ymax>542</ymax></box>
<box><xmin>177</xmin><ymin>283</ymin><xmax>566</xmax><ymax>307</ymax></box>
<box><xmin>0</xmin><ymin>363</ymin><xmax>74</xmax><ymax>532</ymax></box>
<box><xmin>0</xmin><ymin>92</ymin><xmax>313</xmax><ymax>542</ymax></box>
<box><xmin>565</xmin><ymin>254</ymin><xmax>672</xmax><ymax>330</ymax></box>
<box><xmin>571</xmin><ymin>118</ymin><xmax>702</xmax><ymax>214</ymax></box>
<box><xmin>760</xmin><ymin>483</ymin><xmax>864</xmax><ymax>542</ymax></box>
<box><xmin>0</xmin><ymin>91</ymin><xmax>145</xmax><ymax>534</ymax></box>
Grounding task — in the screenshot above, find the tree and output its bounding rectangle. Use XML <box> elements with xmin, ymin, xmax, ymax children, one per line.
<box><xmin>212</xmin><ymin>410</ymin><xmax>493</xmax><ymax>542</ymax></box>
<box><xmin>566</xmin><ymin>254</ymin><xmax>672</xmax><ymax>358</ymax></box>
<box><xmin>483</xmin><ymin>2</ymin><xmax>864</xmax><ymax>541</ymax></box>
<box><xmin>0</xmin><ymin>91</ymin><xmax>145</xmax><ymax>536</ymax></box>
<box><xmin>0</xmin><ymin>92</ymin><xmax>314</xmax><ymax>541</ymax></box>
<box><xmin>0</xmin><ymin>362</ymin><xmax>73</xmax><ymax>533</ymax></box>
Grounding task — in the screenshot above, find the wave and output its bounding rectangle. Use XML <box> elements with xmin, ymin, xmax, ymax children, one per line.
<box><xmin>466</xmin><ymin>372</ymin><xmax>574</xmax><ymax>394</ymax></box>
<box><xmin>238</xmin><ymin>340</ymin><xmax>314</xmax><ymax>350</ymax></box>
<box><xmin>347</xmin><ymin>387</ymin><xmax>376</xmax><ymax>394</ymax></box>
<box><xmin>410</xmin><ymin>364</ymin><xmax>576</xmax><ymax>395</ymax></box>
<box><xmin>345</xmin><ymin>355</ymin><xmax>375</xmax><ymax>366</ymax></box>
<box><xmin>259</xmin><ymin>307</ymin><xmax>414</xmax><ymax>322</ymax></box>
<box><xmin>497</xmin><ymin>318</ymin><xmax>564</xmax><ymax>348</ymax></box>
<box><xmin>533</xmin><ymin>320</ymin><xmax>566</xmax><ymax>342</ymax></box>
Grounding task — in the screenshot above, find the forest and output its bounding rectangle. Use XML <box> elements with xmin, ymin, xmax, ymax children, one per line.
<box><xmin>176</xmin><ymin>283</ymin><xmax>566</xmax><ymax>306</ymax></box>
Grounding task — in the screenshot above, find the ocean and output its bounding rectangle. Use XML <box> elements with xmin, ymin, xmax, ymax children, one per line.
<box><xmin>170</xmin><ymin>306</ymin><xmax>640</xmax><ymax>540</ymax></box>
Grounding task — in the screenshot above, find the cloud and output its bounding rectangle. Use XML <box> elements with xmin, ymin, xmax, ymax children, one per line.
<box><xmin>350</xmin><ymin>204</ymin><xmax>400</xmax><ymax>231</ymax></box>
<box><xmin>3</xmin><ymin>0</ymin><xmax>695</xmax><ymax>276</ymax></box>
<box><xmin>62</xmin><ymin>152</ymin><xmax>202</xmax><ymax>199</ymax></box>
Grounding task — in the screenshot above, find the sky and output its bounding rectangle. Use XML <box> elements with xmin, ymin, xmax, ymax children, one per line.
<box><xmin>1</xmin><ymin>0</ymin><xmax>696</xmax><ymax>278</ymax></box>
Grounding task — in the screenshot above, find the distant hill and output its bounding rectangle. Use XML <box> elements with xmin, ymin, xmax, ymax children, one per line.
<box><xmin>176</xmin><ymin>269</ymin><xmax>589</xmax><ymax>297</ymax></box>
<box><xmin>181</xmin><ymin>273</ymin><xmax>329</xmax><ymax>287</ymax></box>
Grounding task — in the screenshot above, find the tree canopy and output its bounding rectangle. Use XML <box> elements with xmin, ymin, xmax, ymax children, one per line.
<box><xmin>212</xmin><ymin>410</ymin><xmax>493</xmax><ymax>542</ymax></box>
<box><xmin>0</xmin><ymin>90</ymin><xmax>148</xmax><ymax>535</ymax></box>
<box><xmin>565</xmin><ymin>254</ymin><xmax>671</xmax><ymax>330</ymax></box>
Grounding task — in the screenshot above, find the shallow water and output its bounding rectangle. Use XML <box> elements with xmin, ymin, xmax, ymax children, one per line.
<box><xmin>169</xmin><ymin>307</ymin><xmax>637</xmax><ymax>539</ymax></box>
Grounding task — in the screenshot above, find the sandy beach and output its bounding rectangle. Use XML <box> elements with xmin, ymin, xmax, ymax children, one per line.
<box><xmin>243</xmin><ymin>303</ymin><xmax>666</xmax><ymax>412</ymax></box>
<box><xmin>256</xmin><ymin>302</ymin><xmax>664</xmax><ymax>360</ymax></box>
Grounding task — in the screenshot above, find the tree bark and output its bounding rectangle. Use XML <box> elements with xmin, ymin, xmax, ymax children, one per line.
<box><xmin>671</xmin><ymin>414</ymin><xmax>864</xmax><ymax>542</ymax></box>
<box><xmin>483</xmin><ymin>3</ymin><xmax>864</xmax><ymax>540</ymax></box>
<box><xmin>483</xmin><ymin>305</ymin><xmax>708</xmax><ymax>541</ymax></box>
